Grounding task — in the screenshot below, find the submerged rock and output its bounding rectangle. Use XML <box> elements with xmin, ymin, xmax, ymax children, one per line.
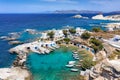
<box><xmin>0</xmin><ymin>32</ymin><xmax>21</xmax><ymax>41</ymax></box>
<box><xmin>9</xmin><ymin>41</ymin><xmax>23</xmax><ymax>45</ymax></box>
<box><xmin>0</xmin><ymin>36</ymin><xmax>7</xmax><ymax>39</ymax></box>
<box><xmin>0</xmin><ymin>36</ymin><xmax>17</xmax><ymax>41</ymax></box>
<box><xmin>5</xmin><ymin>37</ymin><xmax>17</xmax><ymax>41</ymax></box>
<box><xmin>24</xmin><ymin>29</ymin><xmax>38</xmax><ymax>34</ymax></box>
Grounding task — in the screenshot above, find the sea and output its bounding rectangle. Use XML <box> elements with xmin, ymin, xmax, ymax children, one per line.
<box><xmin>0</xmin><ymin>13</ymin><xmax>119</xmax><ymax>80</ymax></box>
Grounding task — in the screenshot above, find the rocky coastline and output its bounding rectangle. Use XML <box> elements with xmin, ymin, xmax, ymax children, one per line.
<box><xmin>0</xmin><ymin>52</ymin><xmax>32</xmax><ymax>80</ymax></box>
<box><xmin>92</xmin><ymin>14</ymin><xmax>120</xmax><ymax>21</ymax></box>
<box><xmin>80</xmin><ymin>42</ymin><xmax>120</xmax><ymax>80</ymax></box>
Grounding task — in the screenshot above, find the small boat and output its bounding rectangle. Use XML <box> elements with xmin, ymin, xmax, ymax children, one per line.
<box><xmin>75</xmin><ymin>64</ymin><xmax>81</xmax><ymax>67</ymax></box>
<box><xmin>73</xmin><ymin>51</ymin><xmax>78</xmax><ymax>54</ymax></box>
<box><xmin>70</xmin><ymin>68</ymin><xmax>79</xmax><ymax>72</ymax></box>
<box><xmin>72</xmin><ymin>54</ymin><xmax>78</xmax><ymax>56</ymax></box>
<box><xmin>65</xmin><ymin>64</ymin><xmax>74</xmax><ymax>68</ymax></box>
<box><xmin>74</xmin><ymin>57</ymin><xmax>79</xmax><ymax>60</ymax></box>
<box><xmin>69</xmin><ymin>61</ymin><xmax>76</xmax><ymax>65</ymax></box>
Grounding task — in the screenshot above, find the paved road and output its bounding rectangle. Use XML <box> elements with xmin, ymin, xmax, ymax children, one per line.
<box><xmin>103</xmin><ymin>43</ymin><xmax>113</xmax><ymax>57</ymax></box>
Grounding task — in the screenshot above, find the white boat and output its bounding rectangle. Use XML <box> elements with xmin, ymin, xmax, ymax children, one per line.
<box><xmin>73</xmin><ymin>51</ymin><xmax>78</xmax><ymax>54</ymax></box>
<box><xmin>69</xmin><ymin>61</ymin><xmax>76</xmax><ymax>65</ymax></box>
<box><xmin>75</xmin><ymin>64</ymin><xmax>81</xmax><ymax>67</ymax></box>
<box><xmin>74</xmin><ymin>57</ymin><xmax>79</xmax><ymax>60</ymax></box>
<box><xmin>65</xmin><ymin>64</ymin><xmax>74</xmax><ymax>68</ymax></box>
<box><xmin>72</xmin><ymin>54</ymin><xmax>78</xmax><ymax>56</ymax></box>
<box><xmin>70</xmin><ymin>69</ymin><xmax>79</xmax><ymax>72</ymax></box>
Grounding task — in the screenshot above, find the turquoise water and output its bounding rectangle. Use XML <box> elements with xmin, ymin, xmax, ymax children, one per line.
<box><xmin>18</xmin><ymin>32</ymin><xmax>41</xmax><ymax>42</ymax></box>
<box><xmin>26</xmin><ymin>48</ymin><xmax>79</xmax><ymax>80</ymax></box>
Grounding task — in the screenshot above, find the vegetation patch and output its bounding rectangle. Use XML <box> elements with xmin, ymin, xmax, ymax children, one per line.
<box><xmin>92</xmin><ymin>27</ymin><xmax>102</xmax><ymax>32</ymax></box>
<box><xmin>108</xmin><ymin>50</ymin><xmax>120</xmax><ymax>60</ymax></box>
<box><xmin>81</xmin><ymin>32</ymin><xmax>91</xmax><ymax>40</ymax></box>
<box><xmin>47</xmin><ymin>31</ymin><xmax>54</xmax><ymax>39</ymax></box>
<box><xmin>90</xmin><ymin>38</ymin><xmax>103</xmax><ymax>53</ymax></box>
<box><xmin>69</xmin><ymin>28</ymin><xmax>76</xmax><ymax>34</ymax></box>
<box><xmin>77</xmin><ymin>50</ymin><xmax>96</xmax><ymax>70</ymax></box>
<box><xmin>64</xmin><ymin>38</ymin><xmax>70</xmax><ymax>44</ymax></box>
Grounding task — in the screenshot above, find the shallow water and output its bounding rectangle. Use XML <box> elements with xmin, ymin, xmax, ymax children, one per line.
<box><xmin>18</xmin><ymin>32</ymin><xmax>41</xmax><ymax>42</ymax></box>
<box><xmin>26</xmin><ymin>48</ymin><xmax>79</xmax><ymax>80</ymax></box>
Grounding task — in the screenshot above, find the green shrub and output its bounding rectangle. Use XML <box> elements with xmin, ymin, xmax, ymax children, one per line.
<box><xmin>81</xmin><ymin>57</ymin><xmax>95</xmax><ymax>70</ymax></box>
<box><xmin>81</xmin><ymin>32</ymin><xmax>91</xmax><ymax>40</ymax></box>
<box><xmin>90</xmin><ymin>38</ymin><xmax>103</xmax><ymax>53</ymax></box>
<box><xmin>92</xmin><ymin>27</ymin><xmax>102</xmax><ymax>32</ymax></box>
<box><xmin>69</xmin><ymin>28</ymin><xmax>76</xmax><ymax>34</ymax></box>
<box><xmin>47</xmin><ymin>31</ymin><xmax>54</xmax><ymax>39</ymax></box>
<box><xmin>64</xmin><ymin>38</ymin><xmax>70</xmax><ymax>44</ymax></box>
<box><xmin>63</xmin><ymin>30</ymin><xmax>68</xmax><ymax>37</ymax></box>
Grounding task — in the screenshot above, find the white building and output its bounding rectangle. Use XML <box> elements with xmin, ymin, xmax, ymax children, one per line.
<box><xmin>41</xmin><ymin>32</ymin><xmax>48</xmax><ymax>39</ymax></box>
<box><xmin>75</xmin><ymin>27</ymin><xmax>86</xmax><ymax>36</ymax></box>
<box><xmin>53</xmin><ymin>30</ymin><xmax>65</xmax><ymax>41</ymax></box>
<box><xmin>106</xmin><ymin>23</ymin><xmax>120</xmax><ymax>31</ymax></box>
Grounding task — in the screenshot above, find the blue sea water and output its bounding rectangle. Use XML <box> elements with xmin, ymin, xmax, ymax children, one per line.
<box><xmin>0</xmin><ymin>13</ymin><xmax>117</xmax><ymax>35</ymax></box>
<box><xmin>0</xmin><ymin>13</ymin><xmax>119</xmax><ymax>79</ymax></box>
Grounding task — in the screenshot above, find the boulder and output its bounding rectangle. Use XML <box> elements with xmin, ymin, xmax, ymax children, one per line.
<box><xmin>0</xmin><ymin>67</ymin><xmax>32</xmax><ymax>80</ymax></box>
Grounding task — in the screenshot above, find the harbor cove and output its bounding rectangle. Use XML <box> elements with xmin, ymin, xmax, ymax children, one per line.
<box><xmin>0</xmin><ymin>13</ymin><xmax>120</xmax><ymax>80</ymax></box>
<box><xmin>26</xmin><ymin>48</ymin><xmax>79</xmax><ymax>80</ymax></box>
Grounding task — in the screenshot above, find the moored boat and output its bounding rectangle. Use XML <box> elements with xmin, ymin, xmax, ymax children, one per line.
<box><xmin>65</xmin><ymin>64</ymin><xmax>74</xmax><ymax>68</ymax></box>
<box><xmin>70</xmin><ymin>68</ymin><xmax>79</xmax><ymax>72</ymax></box>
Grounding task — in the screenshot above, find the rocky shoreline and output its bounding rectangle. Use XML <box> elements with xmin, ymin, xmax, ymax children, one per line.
<box><xmin>0</xmin><ymin>67</ymin><xmax>32</xmax><ymax>80</ymax></box>
<box><xmin>92</xmin><ymin>14</ymin><xmax>120</xmax><ymax>21</ymax></box>
<box><xmin>0</xmin><ymin>52</ymin><xmax>32</xmax><ymax>80</ymax></box>
<box><xmin>80</xmin><ymin>42</ymin><xmax>120</xmax><ymax>80</ymax></box>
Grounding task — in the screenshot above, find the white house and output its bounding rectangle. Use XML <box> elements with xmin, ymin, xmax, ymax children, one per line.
<box><xmin>75</xmin><ymin>27</ymin><xmax>86</xmax><ymax>36</ymax></box>
<box><xmin>41</xmin><ymin>32</ymin><xmax>48</xmax><ymax>39</ymax></box>
<box><xmin>53</xmin><ymin>30</ymin><xmax>65</xmax><ymax>41</ymax></box>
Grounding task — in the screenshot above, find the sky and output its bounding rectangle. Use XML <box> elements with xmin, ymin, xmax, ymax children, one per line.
<box><xmin>0</xmin><ymin>0</ymin><xmax>120</xmax><ymax>13</ymax></box>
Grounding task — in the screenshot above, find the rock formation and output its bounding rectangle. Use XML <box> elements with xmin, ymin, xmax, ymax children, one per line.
<box><xmin>73</xmin><ymin>14</ymin><xmax>89</xmax><ymax>19</ymax></box>
<box><xmin>0</xmin><ymin>67</ymin><xmax>32</xmax><ymax>80</ymax></box>
<box><xmin>9</xmin><ymin>41</ymin><xmax>23</xmax><ymax>45</ymax></box>
<box><xmin>92</xmin><ymin>14</ymin><xmax>120</xmax><ymax>21</ymax></box>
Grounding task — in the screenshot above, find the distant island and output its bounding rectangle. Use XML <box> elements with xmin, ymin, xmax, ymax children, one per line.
<box><xmin>72</xmin><ymin>14</ymin><xmax>89</xmax><ymax>19</ymax></box>
<box><xmin>49</xmin><ymin>10</ymin><xmax>120</xmax><ymax>14</ymax></box>
<box><xmin>53</xmin><ymin>10</ymin><xmax>102</xmax><ymax>14</ymax></box>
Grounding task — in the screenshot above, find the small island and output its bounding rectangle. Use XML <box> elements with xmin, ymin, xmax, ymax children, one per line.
<box><xmin>72</xmin><ymin>14</ymin><xmax>89</xmax><ymax>19</ymax></box>
<box><xmin>92</xmin><ymin>14</ymin><xmax>120</xmax><ymax>21</ymax></box>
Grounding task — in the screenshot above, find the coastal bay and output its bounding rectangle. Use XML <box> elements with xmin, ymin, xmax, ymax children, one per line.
<box><xmin>0</xmin><ymin>14</ymin><xmax>120</xmax><ymax>80</ymax></box>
